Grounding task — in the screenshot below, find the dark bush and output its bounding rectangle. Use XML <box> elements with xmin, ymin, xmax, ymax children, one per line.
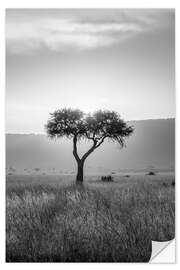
<box><xmin>171</xmin><ymin>181</ymin><xmax>175</xmax><ymax>187</ymax></box>
<box><xmin>101</xmin><ymin>175</ymin><xmax>113</xmax><ymax>182</ymax></box>
<box><xmin>146</xmin><ymin>171</ymin><xmax>156</xmax><ymax>176</ymax></box>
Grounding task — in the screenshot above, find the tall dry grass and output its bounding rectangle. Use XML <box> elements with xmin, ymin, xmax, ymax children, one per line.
<box><xmin>6</xmin><ymin>175</ymin><xmax>175</xmax><ymax>262</ymax></box>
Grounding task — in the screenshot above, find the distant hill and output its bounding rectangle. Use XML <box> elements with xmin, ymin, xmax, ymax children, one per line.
<box><xmin>6</xmin><ymin>118</ymin><xmax>175</xmax><ymax>174</ymax></box>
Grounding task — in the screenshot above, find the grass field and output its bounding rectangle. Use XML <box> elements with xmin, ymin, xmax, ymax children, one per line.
<box><xmin>6</xmin><ymin>173</ymin><xmax>175</xmax><ymax>262</ymax></box>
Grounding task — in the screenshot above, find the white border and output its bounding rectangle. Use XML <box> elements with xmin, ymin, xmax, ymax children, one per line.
<box><xmin>0</xmin><ymin>0</ymin><xmax>179</xmax><ymax>269</ymax></box>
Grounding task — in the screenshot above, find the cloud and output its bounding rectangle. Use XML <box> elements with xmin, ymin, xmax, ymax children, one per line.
<box><xmin>6</xmin><ymin>10</ymin><xmax>173</xmax><ymax>54</ymax></box>
<box><xmin>6</xmin><ymin>19</ymin><xmax>142</xmax><ymax>53</ymax></box>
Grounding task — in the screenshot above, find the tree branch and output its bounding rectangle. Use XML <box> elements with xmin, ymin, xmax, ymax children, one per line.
<box><xmin>94</xmin><ymin>136</ymin><xmax>106</xmax><ymax>148</ymax></box>
<box><xmin>81</xmin><ymin>136</ymin><xmax>107</xmax><ymax>162</ymax></box>
<box><xmin>81</xmin><ymin>140</ymin><xmax>97</xmax><ymax>162</ymax></box>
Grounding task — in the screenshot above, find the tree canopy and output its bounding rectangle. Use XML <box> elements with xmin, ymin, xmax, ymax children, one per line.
<box><xmin>46</xmin><ymin>108</ymin><xmax>133</xmax><ymax>147</ymax></box>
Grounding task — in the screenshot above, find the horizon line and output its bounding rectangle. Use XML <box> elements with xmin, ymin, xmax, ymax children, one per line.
<box><xmin>6</xmin><ymin>117</ymin><xmax>175</xmax><ymax>135</ymax></box>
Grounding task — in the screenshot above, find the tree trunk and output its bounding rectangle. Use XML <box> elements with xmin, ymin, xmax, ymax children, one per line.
<box><xmin>76</xmin><ymin>161</ymin><xmax>84</xmax><ymax>184</ymax></box>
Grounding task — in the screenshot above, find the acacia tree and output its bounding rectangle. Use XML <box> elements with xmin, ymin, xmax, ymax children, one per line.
<box><xmin>45</xmin><ymin>108</ymin><xmax>134</xmax><ymax>184</ymax></box>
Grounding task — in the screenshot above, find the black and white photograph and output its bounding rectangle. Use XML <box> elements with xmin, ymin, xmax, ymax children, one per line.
<box><xmin>6</xmin><ymin>8</ymin><xmax>175</xmax><ymax>262</ymax></box>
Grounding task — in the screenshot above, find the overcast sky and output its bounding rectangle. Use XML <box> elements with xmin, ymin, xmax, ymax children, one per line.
<box><xmin>6</xmin><ymin>9</ymin><xmax>175</xmax><ymax>133</ymax></box>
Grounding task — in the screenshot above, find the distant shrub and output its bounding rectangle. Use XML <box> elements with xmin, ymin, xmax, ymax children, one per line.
<box><xmin>171</xmin><ymin>181</ymin><xmax>175</xmax><ymax>187</ymax></box>
<box><xmin>9</xmin><ymin>167</ymin><xmax>16</xmax><ymax>172</ymax></box>
<box><xmin>147</xmin><ymin>171</ymin><xmax>156</xmax><ymax>176</ymax></box>
<box><xmin>34</xmin><ymin>168</ymin><xmax>40</xmax><ymax>172</ymax></box>
<box><xmin>101</xmin><ymin>175</ymin><xmax>113</xmax><ymax>182</ymax></box>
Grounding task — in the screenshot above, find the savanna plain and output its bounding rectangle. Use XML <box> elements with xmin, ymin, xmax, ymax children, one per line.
<box><xmin>6</xmin><ymin>173</ymin><xmax>175</xmax><ymax>262</ymax></box>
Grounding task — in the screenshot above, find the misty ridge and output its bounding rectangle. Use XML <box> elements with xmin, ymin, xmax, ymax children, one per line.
<box><xmin>6</xmin><ymin>118</ymin><xmax>175</xmax><ymax>175</ymax></box>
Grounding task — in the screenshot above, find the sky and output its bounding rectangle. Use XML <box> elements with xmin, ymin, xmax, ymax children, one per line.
<box><xmin>6</xmin><ymin>9</ymin><xmax>175</xmax><ymax>134</ymax></box>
